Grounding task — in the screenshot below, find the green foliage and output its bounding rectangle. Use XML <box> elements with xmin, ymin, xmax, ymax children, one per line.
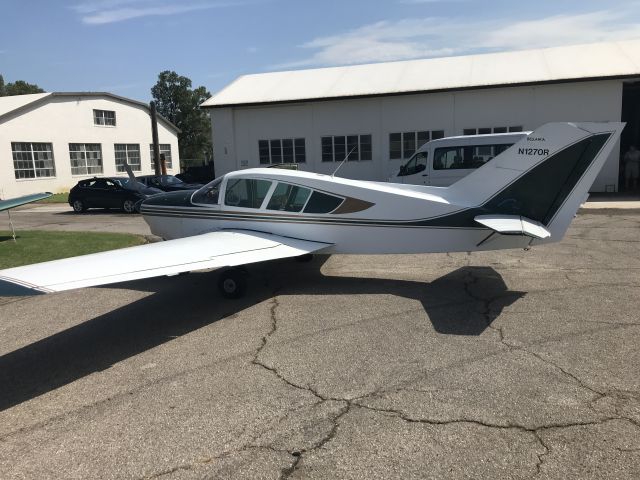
<box><xmin>0</xmin><ymin>230</ymin><xmax>146</xmax><ymax>269</ymax></box>
<box><xmin>151</xmin><ymin>71</ymin><xmax>213</xmax><ymax>162</ymax></box>
<box><xmin>0</xmin><ymin>74</ymin><xmax>45</xmax><ymax>96</ymax></box>
<box><xmin>35</xmin><ymin>193</ymin><xmax>69</xmax><ymax>203</ymax></box>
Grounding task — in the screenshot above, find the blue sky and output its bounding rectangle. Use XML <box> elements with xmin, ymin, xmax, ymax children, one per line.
<box><xmin>1</xmin><ymin>0</ymin><xmax>640</xmax><ymax>102</ymax></box>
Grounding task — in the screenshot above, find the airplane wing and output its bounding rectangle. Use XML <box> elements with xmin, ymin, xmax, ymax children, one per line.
<box><xmin>0</xmin><ymin>230</ymin><xmax>331</xmax><ymax>295</ymax></box>
<box><xmin>0</xmin><ymin>192</ymin><xmax>52</xmax><ymax>212</ymax></box>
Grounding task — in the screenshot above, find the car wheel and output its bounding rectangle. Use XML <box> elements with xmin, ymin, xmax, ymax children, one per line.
<box><xmin>72</xmin><ymin>199</ymin><xmax>86</xmax><ymax>213</ymax></box>
<box><xmin>122</xmin><ymin>199</ymin><xmax>136</xmax><ymax>214</ymax></box>
<box><xmin>217</xmin><ymin>269</ymin><xmax>247</xmax><ymax>299</ymax></box>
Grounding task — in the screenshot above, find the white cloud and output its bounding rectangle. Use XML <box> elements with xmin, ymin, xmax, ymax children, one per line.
<box><xmin>71</xmin><ymin>0</ymin><xmax>255</xmax><ymax>24</ymax></box>
<box><xmin>276</xmin><ymin>6</ymin><xmax>640</xmax><ymax>69</ymax></box>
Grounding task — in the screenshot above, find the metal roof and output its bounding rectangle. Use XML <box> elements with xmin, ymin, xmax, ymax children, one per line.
<box><xmin>0</xmin><ymin>92</ymin><xmax>180</xmax><ymax>132</ymax></box>
<box><xmin>202</xmin><ymin>39</ymin><xmax>640</xmax><ymax>108</ymax></box>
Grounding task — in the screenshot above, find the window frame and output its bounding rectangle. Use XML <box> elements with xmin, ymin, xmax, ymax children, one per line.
<box><xmin>320</xmin><ymin>134</ymin><xmax>373</xmax><ymax>162</ymax></box>
<box><xmin>11</xmin><ymin>142</ymin><xmax>56</xmax><ymax>180</ymax></box>
<box><xmin>69</xmin><ymin>143</ymin><xmax>103</xmax><ymax>176</ymax></box>
<box><xmin>388</xmin><ymin>130</ymin><xmax>442</xmax><ymax>160</ymax></box>
<box><xmin>222</xmin><ymin>177</ymin><xmax>273</xmax><ymax>209</ymax></box>
<box><xmin>114</xmin><ymin>143</ymin><xmax>141</xmax><ymax>172</ymax></box>
<box><xmin>93</xmin><ymin>109</ymin><xmax>116</xmax><ymax>127</ymax></box>
<box><xmin>149</xmin><ymin>144</ymin><xmax>173</xmax><ymax>169</ymax></box>
<box><xmin>463</xmin><ymin>126</ymin><xmax>524</xmax><ymax>135</ymax></box>
<box><xmin>258</xmin><ymin>138</ymin><xmax>306</xmax><ymax>165</ymax></box>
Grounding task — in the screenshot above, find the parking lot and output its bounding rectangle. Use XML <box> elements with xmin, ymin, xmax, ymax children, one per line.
<box><xmin>0</xmin><ymin>207</ymin><xmax>639</xmax><ymax>479</ymax></box>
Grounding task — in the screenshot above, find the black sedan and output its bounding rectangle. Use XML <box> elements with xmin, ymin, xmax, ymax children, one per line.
<box><xmin>68</xmin><ymin>177</ymin><xmax>162</xmax><ymax>213</ymax></box>
<box><xmin>136</xmin><ymin>175</ymin><xmax>203</xmax><ymax>192</ymax></box>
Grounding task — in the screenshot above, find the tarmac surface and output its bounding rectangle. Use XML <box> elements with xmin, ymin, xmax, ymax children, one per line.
<box><xmin>0</xmin><ymin>206</ymin><xmax>639</xmax><ymax>479</ymax></box>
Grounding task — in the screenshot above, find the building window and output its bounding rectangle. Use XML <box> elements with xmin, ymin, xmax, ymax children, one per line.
<box><xmin>464</xmin><ymin>126</ymin><xmax>523</xmax><ymax>135</ymax></box>
<box><xmin>321</xmin><ymin>134</ymin><xmax>372</xmax><ymax>162</ymax></box>
<box><xmin>114</xmin><ymin>144</ymin><xmax>141</xmax><ymax>172</ymax></box>
<box><xmin>258</xmin><ymin>138</ymin><xmax>306</xmax><ymax>164</ymax></box>
<box><xmin>69</xmin><ymin>143</ymin><xmax>103</xmax><ymax>175</ymax></box>
<box><xmin>11</xmin><ymin>142</ymin><xmax>56</xmax><ymax>179</ymax></box>
<box><xmin>149</xmin><ymin>144</ymin><xmax>173</xmax><ymax>169</ymax></box>
<box><xmin>93</xmin><ymin>109</ymin><xmax>116</xmax><ymax>126</ymax></box>
<box><xmin>389</xmin><ymin>130</ymin><xmax>444</xmax><ymax>159</ymax></box>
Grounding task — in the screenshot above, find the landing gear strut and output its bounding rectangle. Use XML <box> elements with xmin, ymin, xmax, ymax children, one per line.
<box><xmin>217</xmin><ymin>268</ymin><xmax>247</xmax><ymax>299</ymax></box>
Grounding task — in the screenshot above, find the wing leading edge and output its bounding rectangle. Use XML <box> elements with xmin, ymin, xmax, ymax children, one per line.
<box><xmin>0</xmin><ymin>230</ymin><xmax>331</xmax><ymax>295</ymax></box>
<box><xmin>0</xmin><ymin>192</ymin><xmax>52</xmax><ymax>212</ymax></box>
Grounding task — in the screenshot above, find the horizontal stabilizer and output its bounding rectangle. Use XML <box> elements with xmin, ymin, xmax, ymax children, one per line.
<box><xmin>475</xmin><ymin>215</ymin><xmax>551</xmax><ymax>239</ymax></box>
<box><xmin>0</xmin><ymin>230</ymin><xmax>331</xmax><ymax>295</ymax></box>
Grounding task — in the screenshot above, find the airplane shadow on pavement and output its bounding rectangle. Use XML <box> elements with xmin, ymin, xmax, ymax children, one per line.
<box><xmin>0</xmin><ymin>258</ymin><xmax>524</xmax><ymax>411</ymax></box>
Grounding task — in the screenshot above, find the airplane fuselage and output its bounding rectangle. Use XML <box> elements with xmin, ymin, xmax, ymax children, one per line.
<box><xmin>141</xmin><ymin>169</ymin><xmax>531</xmax><ymax>255</ymax></box>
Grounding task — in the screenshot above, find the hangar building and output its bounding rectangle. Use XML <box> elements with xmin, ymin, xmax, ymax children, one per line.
<box><xmin>0</xmin><ymin>92</ymin><xmax>180</xmax><ymax>198</ymax></box>
<box><xmin>202</xmin><ymin>39</ymin><xmax>640</xmax><ymax>192</ymax></box>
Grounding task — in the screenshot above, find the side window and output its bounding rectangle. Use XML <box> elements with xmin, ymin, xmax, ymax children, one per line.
<box><xmin>434</xmin><ymin>144</ymin><xmax>514</xmax><ymax>170</ymax></box>
<box><xmin>434</xmin><ymin>147</ymin><xmax>463</xmax><ymax>170</ymax></box>
<box><xmin>303</xmin><ymin>191</ymin><xmax>344</xmax><ymax>214</ymax></box>
<box><xmin>192</xmin><ymin>177</ymin><xmax>223</xmax><ymax>205</ymax></box>
<box><xmin>399</xmin><ymin>152</ymin><xmax>428</xmax><ymax>176</ymax></box>
<box><xmin>92</xmin><ymin>179</ymin><xmax>108</xmax><ymax>188</ymax></box>
<box><xmin>267</xmin><ymin>183</ymin><xmax>311</xmax><ymax>212</ymax></box>
<box><xmin>224</xmin><ymin>178</ymin><xmax>272</xmax><ymax>208</ymax></box>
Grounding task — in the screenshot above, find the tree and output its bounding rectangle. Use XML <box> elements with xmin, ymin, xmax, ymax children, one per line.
<box><xmin>0</xmin><ymin>75</ymin><xmax>45</xmax><ymax>96</ymax></box>
<box><xmin>151</xmin><ymin>71</ymin><xmax>212</xmax><ymax>162</ymax></box>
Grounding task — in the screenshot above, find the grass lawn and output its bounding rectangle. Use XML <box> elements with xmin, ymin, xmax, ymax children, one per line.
<box><xmin>0</xmin><ymin>230</ymin><xmax>147</xmax><ymax>269</ymax></box>
<box><xmin>36</xmin><ymin>193</ymin><xmax>69</xmax><ymax>204</ymax></box>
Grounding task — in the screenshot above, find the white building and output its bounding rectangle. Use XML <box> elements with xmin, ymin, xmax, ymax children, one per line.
<box><xmin>0</xmin><ymin>92</ymin><xmax>180</xmax><ymax>198</ymax></box>
<box><xmin>202</xmin><ymin>39</ymin><xmax>640</xmax><ymax>192</ymax></box>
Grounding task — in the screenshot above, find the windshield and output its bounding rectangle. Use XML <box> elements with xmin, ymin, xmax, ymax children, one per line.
<box><xmin>192</xmin><ymin>176</ymin><xmax>223</xmax><ymax>205</ymax></box>
<box><xmin>114</xmin><ymin>178</ymin><xmax>148</xmax><ymax>190</ymax></box>
<box><xmin>159</xmin><ymin>175</ymin><xmax>183</xmax><ymax>185</ymax></box>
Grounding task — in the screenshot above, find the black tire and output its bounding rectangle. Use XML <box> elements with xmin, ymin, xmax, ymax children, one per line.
<box><xmin>72</xmin><ymin>199</ymin><xmax>86</xmax><ymax>213</ymax></box>
<box><xmin>218</xmin><ymin>269</ymin><xmax>247</xmax><ymax>299</ymax></box>
<box><xmin>122</xmin><ymin>199</ymin><xmax>136</xmax><ymax>214</ymax></box>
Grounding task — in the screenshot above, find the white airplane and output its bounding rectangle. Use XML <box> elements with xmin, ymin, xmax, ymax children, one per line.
<box><xmin>0</xmin><ymin>122</ymin><xmax>623</xmax><ymax>298</ymax></box>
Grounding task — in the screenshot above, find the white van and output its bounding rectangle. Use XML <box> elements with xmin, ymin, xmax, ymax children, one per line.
<box><xmin>390</xmin><ymin>132</ymin><xmax>529</xmax><ymax>186</ymax></box>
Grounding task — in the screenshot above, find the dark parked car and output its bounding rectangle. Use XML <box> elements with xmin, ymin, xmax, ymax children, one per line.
<box><xmin>137</xmin><ymin>175</ymin><xmax>203</xmax><ymax>192</ymax></box>
<box><xmin>68</xmin><ymin>177</ymin><xmax>162</xmax><ymax>213</ymax></box>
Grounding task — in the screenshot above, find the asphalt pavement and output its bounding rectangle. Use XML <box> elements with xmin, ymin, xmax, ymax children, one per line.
<box><xmin>0</xmin><ymin>206</ymin><xmax>639</xmax><ymax>479</ymax></box>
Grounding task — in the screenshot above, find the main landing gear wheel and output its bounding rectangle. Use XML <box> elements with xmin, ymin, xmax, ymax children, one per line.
<box><xmin>218</xmin><ymin>268</ymin><xmax>247</xmax><ymax>299</ymax></box>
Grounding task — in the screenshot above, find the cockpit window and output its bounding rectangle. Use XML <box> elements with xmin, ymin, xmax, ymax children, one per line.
<box><xmin>192</xmin><ymin>176</ymin><xmax>223</xmax><ymax>205</ymax></box>
<box><xmin>224</xmin><ymin>178</ymin><xmax>272</xmax><ymax>208</ymax></box>
<box><xmin>303</xmin><ymin>191</ymin><xmax>344</xmax><ymax>214</ymax></box>
<box><xmin>266</xmin><ymin>183</ymin><xmax>311</xmax><ymax>212</ymax></box>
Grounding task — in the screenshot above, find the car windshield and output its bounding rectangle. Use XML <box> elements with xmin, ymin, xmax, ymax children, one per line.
<box><xmin>159</xmin><ymin>175</ymin><xmax>183</xmax><ymax>185</ymax></box>
<box><xmin>114</xmin><ymin>178</ymin><xmax>147</xmax><ymax>190</ymax></box>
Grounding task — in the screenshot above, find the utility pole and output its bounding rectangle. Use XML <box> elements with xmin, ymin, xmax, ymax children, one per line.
<box><xmin>150</xmin><ymin>101</ymin><xmax>161</xmax><ymax>177</ymax></box>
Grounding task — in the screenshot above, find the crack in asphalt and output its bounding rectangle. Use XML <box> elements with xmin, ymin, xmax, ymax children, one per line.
<box><xmin>247</xmin><ymin>269</ymin><xmax>640</xmax><ymax>479</ymax></box>
<box><xmin>461</xmin><ymin>270</ymin><xmax>609</xmax><ymax>401</ymax></box>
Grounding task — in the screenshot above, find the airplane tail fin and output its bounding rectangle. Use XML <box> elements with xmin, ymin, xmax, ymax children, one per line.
<box><xmin>449</xmin><ymin>122</ymin><xmax>624</xmax><ymax>243</ymax></box>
